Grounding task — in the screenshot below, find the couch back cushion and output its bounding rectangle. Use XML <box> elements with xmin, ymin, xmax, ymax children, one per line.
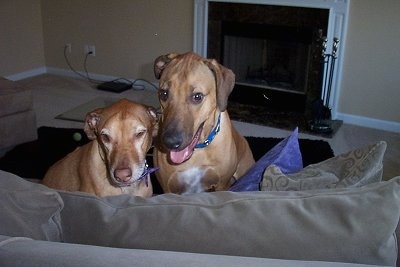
<box><xmin>59</xmin><ymin>177</ymin><xmax>400</xmax><ymax>266</ymax></box>
<box><xmin>0</xmin><ymin>171</ymin><xmax>63</xmax><ymax>241</ymax></box>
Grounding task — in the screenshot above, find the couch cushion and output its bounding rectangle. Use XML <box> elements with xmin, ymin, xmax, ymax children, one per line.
<box><xmin>59</xmin><ymin>176</ymin><xmax>400</xmax><ymax>266</ymax></box>
<box><xmin>261</xmin><ymin>141</ymin><xmax>386</xmax><ymax>191</ymax></box>
<box><xmin>0</xmin><ymin>77</ymin><xmax>33</xmax><ymax>117</ymax></box>
<box><xmin>0</xmin><ymin>170</ymin><xmax>63</xmax><ymax>241</ymax></box>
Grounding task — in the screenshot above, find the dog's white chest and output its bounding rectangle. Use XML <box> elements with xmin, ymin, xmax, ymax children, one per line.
<box><xmin>176</xmin><ymin>167</ymin><xmax>207</xmax><ymax>194</ymax></box>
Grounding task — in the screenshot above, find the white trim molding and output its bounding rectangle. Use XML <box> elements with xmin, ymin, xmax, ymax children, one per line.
<box><xmin>46</xmin><ymin>67</ymin><xmax>158</xmax><ymax>91</ymax></box>
<box><xmin>5</xmin><ymin>67</ymin><xmax>47</xmax><ymax>81</ymax></box>
<box><xmin>193</xmin><ymin>0</ymin><xmax>349</xmax><ymax>121</ymax></box>
<box><xmin>336</xmin><ymin>113</ymin><xmax>400</xmax><ymax>133</ymax></box>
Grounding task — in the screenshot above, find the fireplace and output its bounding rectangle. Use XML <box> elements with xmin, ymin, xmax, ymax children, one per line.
<box><xmin>194</xmin><ymin>0</ymin><xmax>349</xmax><ymax>118</ymax></box>
<box><xmin>222</xmin><ymin>22</ymin><xmax>313</xmax><ymax>95</ymax></box>
<box><xmin>207</xmin><ymin>2</ymin><xmax>328</xmax><ymax>113</ymax></box>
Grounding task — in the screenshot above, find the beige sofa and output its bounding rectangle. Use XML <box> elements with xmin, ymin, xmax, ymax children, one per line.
<box><xmin>1</xmin><ymin>127</ymin><xmax>399</xmax><ymax>266</ymax></box>
<box><xmin>0</xmin><ymin>77</ymin><xmax>37</xmax><ymax>153</ymax></box>
<box><xmin>1</xmin><ymin>165</ymin><xmax>399</xmax><ymax>266</ymax></box>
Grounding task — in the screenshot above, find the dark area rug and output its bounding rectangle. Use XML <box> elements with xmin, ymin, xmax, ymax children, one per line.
<box><xmin>0</xmin><ymin>126</ymin><xmax>334</xmax><ymax>194</ymax></box>
<box><xmin>227</xmin><ymin>101</ymin><xmax>343</xmax><ymax>138</ymax></box>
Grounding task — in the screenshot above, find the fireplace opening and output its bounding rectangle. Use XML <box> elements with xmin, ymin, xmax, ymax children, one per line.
<box><xmin>222</xmin><ymin>21</ymin><xmax>312</xmax><ymax>94</ymax></box>
<box><xmin>208</xmin><ymin>3</ymin><xmax>329</xmax><ymax>114</ymax></box>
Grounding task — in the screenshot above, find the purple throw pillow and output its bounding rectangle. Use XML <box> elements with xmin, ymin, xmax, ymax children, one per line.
<box><xmin>229</xmin><ymin>128</ymin><xmax>303</xmax><ymax>192</ymax></box>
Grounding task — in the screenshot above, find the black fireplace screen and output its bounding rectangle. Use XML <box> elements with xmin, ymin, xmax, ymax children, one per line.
<box><xmin>222</xmin><ymin>22</ymin><xmax>312</xmax><ymax>94</ymax></box>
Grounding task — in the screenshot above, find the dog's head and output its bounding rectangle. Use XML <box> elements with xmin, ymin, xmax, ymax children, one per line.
<box><xmin>84</xmin><ymin>99</ymin><xmax>158</xmax><ymax>187</ymax></box>
<box><xmin>153</xmin><ymin>52</ymin><xmax>235</xmax><ymax>164</ymax></box>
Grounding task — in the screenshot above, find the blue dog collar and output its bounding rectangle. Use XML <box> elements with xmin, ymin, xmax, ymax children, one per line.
<box><xmin>195</xmin><ymin>113</ymin><xmax>221</xmax><ymax>149</ymax></box>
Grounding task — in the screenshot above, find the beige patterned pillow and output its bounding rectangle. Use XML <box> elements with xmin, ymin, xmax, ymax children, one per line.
<box><xmin>261</xmin><ymin>141</ymin><xmax>386</xmax><ymax>191</ymax></box>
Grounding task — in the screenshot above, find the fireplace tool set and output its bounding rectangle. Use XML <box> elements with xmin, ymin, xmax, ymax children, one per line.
<box><xmin>310</xmin><ymin>36</ymin><xmax>340</xmax><ymax>133</ymax></box>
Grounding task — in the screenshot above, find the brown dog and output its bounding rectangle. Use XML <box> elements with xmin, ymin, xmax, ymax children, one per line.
<box><xmin>153</xmin><ymin>52</ymin><xmax>255</xmax><ymax>194</ymax></box>
<box><xmin>42</xmin><ymin>99</ymin><xmax>158</xmax><ymax>198</ymax></box>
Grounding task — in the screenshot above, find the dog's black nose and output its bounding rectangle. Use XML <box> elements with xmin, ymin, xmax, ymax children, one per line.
<box><xmin>162</xmin><ymin>130</ymin><xmax>183</xmax><ymax>150</ymax></box>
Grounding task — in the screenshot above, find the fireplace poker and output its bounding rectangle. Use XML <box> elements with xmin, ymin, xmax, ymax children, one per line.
<box><xmin>325</xmin><ymin>38</ymin><xmax>339</xmax><ymax>108</ymax></box>
<box><xmin>320</xmin><ymin>36</ymin><xmax>329</xmax><ymax>107</ymax></box>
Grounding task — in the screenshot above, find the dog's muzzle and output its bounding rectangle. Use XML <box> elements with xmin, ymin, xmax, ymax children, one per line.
<box><xmin>112</xmin><ymin>162</ymin><xmax>158</xmax><ymax>187</ymax></box>
<box><xmin>163</xmin><ymin>123</ymin><xmax>204</xmax><ymax>164</ymax></box>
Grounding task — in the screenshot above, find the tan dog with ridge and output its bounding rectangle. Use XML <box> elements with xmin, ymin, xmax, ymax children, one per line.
<box><xmin>42</xmin><ymin>99</ymin><xmax>158</xmax><ymax>197</ymax></box>
<box><xmin>153</xmin><ymin>52</ymin><xmax>255</xmax><ymax>194</ymax></box>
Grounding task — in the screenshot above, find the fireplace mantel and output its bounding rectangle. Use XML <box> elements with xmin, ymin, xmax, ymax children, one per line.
<box><xmin>193</xmin><ymin>0</ymin><xmax>349</xmax><ymax>119</ymax></box>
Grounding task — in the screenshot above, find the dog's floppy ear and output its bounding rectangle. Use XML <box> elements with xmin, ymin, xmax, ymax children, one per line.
<box><xmin>146</xmin><ymin>105</ymin><xmax>159</xmax><ymax>137</ymax></box>
<box><xmin>206</xmin><ymin>59</ymin><xmax>236</xmax><ymax>111</ymax></box>
<box><xmin>154</xmin><ymin>53</ymin><xmax>179</xmax><ymax>79</ymax></box>
<box><xmin>84</xmin><ymin>109</ymin><xmax>102</xmax><ymax>140</ymax></box>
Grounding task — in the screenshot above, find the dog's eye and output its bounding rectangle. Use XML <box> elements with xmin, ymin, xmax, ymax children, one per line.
<box><xmin>136</xmin><ymin>130</ymin><xmax>146</xmax><ymax>138</ymax></box>
<box><xmin>192</xmin><ymin>92</ymin><xmax>203</xmax><ymax>104</ymax></box>
<box><xmin>159</xmin><ymin>89</ymin><xmax>168</xmax><ymax>101</ymax></box>
<box><xmin>100</xmin><ymin>133</ymin><xmax>111</xmax><ymax>143</ymax></box>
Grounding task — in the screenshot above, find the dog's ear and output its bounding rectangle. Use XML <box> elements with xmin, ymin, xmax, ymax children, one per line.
<box><xmin>84</xmin><ymin>109</ymin><xmax>102</xmax><ymax>140</ymax></box>
<box><xmin>206</xmin><ymin>59</ymin><xmax>236</xmax><ymax>111</ymax></box>
<box><xmin>146</xmin><ymin>106</ymin><xmax>159</xmax><ymax>138</ymax></box>
<box><xmin>154</xmin><ymin>53</ymin><xmax>179</xmax><ymax>79</ymax></box>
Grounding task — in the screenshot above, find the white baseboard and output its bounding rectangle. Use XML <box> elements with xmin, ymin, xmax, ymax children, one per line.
<box><xmin>5</xmin><ymin>66</ymin><xmax>158</xmax><ymax>90</ymax></box>
<box><xmin>336</xmin><ymin>112</ymin><xmax>400</xmax><ymax>133</ymax></box>
<box><xmin>5</xmin><ymin>67</ymin><xmax>47</xmax><ymax>81</ymax></box>
<box><xmin>47</xmin><ymin>67</ymin><xmax>115</xmax><ymax>81</ymax></box>
<box><xmin>46</xmin><ymin>67</ymin><xmax>158</xmax><ymax>90</ymax></box>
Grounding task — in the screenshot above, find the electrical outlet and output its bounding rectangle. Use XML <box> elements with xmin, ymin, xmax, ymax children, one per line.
<box><xmin>84</xmin><ymin>45</ymin><xmax>96</xmax><ymax>56</ymax></box>
<box><xmin>65</xmin><ymin>43</ymin><xmax>72</xmax><ymax>53</ymax></box>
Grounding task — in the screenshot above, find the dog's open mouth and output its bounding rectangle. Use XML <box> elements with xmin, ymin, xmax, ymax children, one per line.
<box><xmin>169</xmin><ymin>125</ymin><xmax>203</xmax><ymax>164</ymax></box>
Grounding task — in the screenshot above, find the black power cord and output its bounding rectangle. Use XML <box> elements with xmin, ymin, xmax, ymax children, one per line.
<box><xmin>63</xmin><ymin>45</ymin><xmax>158</xmax><ymax>90</ymax></box>
<box><xmin>64</xmin><ymin>45</ymin><xmax>97</xmax><ymax>82</ymax></box>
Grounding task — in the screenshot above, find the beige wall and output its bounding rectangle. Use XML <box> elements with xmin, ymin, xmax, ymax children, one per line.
<box><xmin>0</xmin><ymin>0</ymin><xmax>45</xmax><ymax>76</ymax></box>
<box><xmin>0</xmin><ymin>0</ymin><xmax>399</xmax><ymax>128</ymax></box>
<box><xmin>338</xmin><ymin>0</ymin><xmax>400</xmax><ymax>123</ymax></box>
<box><xmin>41</xmin><ymin>0</ymin><xmax>193</xmax><ymax>81</ymax></box>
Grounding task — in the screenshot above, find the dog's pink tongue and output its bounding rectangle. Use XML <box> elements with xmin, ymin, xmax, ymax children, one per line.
<box><xmin>169</xmin><ymin>130</ymin><xmax>202</xmax><ymax>164</ymax></box>
<box><xmin>170</xmin><ymin>147</ymin><xmax>194</xmax><ymax>164</ymax></box>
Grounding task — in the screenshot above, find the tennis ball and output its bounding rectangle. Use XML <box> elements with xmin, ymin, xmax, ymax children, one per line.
<box><xmin>72</xmin><ymin>132</ymin><xmax>82</xmax><ymax>141</ymax></box>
